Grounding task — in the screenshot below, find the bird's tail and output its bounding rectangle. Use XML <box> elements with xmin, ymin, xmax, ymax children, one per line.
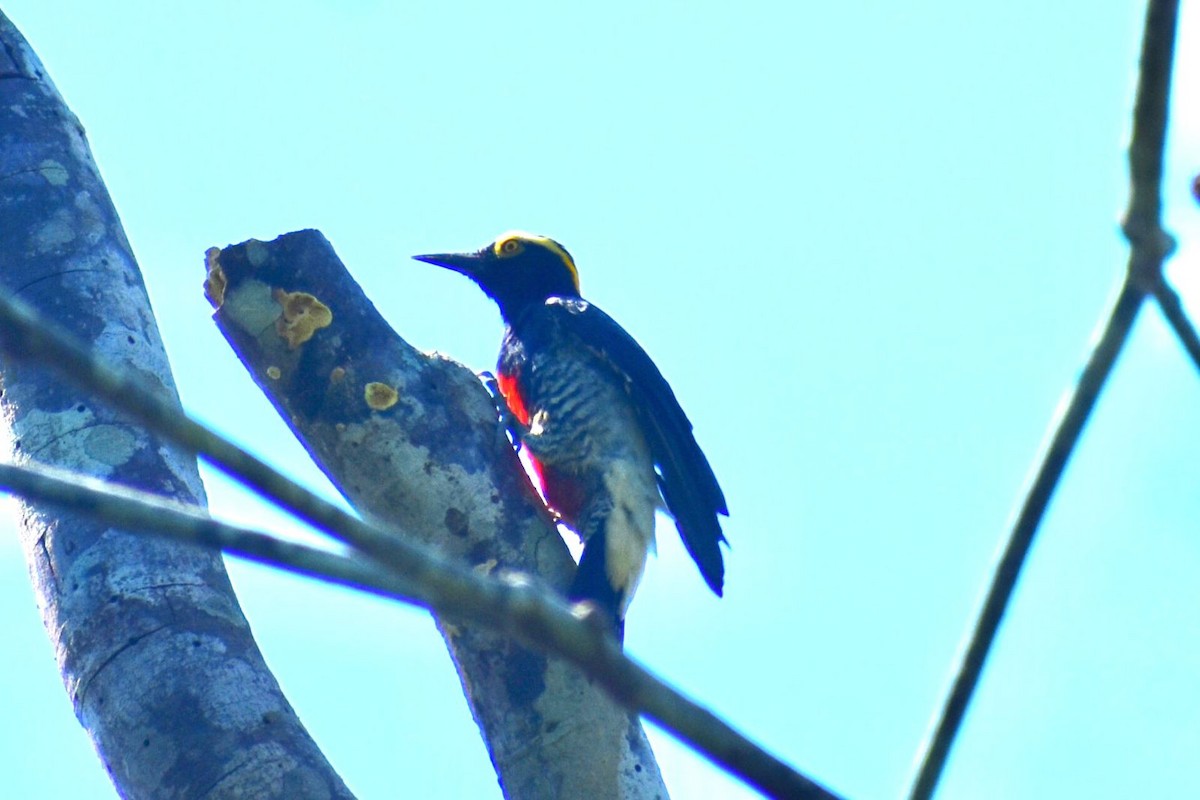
<box><xmin>569</xmin><ymin>530</ymin><xmax>626</xmax><ymax>642</ymax></box>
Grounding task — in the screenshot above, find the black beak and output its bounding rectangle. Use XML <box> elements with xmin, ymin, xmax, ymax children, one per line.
<box><xmin>412</xmin><ymin>250</ymin><xmax>487</xmax><ymax>277</ymax></box>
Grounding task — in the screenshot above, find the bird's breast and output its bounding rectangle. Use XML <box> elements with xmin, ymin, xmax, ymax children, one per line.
<box><xmin>499</xmin><ymin>337</ymin><xmax>656</xmax><ymax>526</ymax></box>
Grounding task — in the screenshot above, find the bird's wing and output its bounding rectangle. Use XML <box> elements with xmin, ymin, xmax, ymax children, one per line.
<box><xmin>541</xmin><ymin>297</ymin><xmax>728</xmax><ymax>595</ymax></box>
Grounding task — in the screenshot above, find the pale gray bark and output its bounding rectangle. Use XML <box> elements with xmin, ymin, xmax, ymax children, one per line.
<box><xmin>0</xmin><ymin>13</ymin><xmax>352</xmax><ymax>800</ymax></box>
<box><xmin>0</xmin><ymin>7</ymin><xmax>667</xmax><ymax>797</ymax></box>
<box><xmin>208</xmin><ymin>232</ymin><xmax>669</xmax><ymax>799</ymax></box>
<box><xmin>0</xmin><ymin>279</ymin><xmax>836</xmax><ymax>800</ymax></box>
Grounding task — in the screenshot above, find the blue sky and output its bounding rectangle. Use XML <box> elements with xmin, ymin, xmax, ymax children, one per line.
<box><xmin>2</xmin><ymin>2</ymin><xmax>1199</xmax><ymax>798</ymax></box>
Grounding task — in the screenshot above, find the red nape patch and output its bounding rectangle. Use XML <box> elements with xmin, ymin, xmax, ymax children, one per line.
<box><xmin>498</xmin><ymin>370</ymin><xmax>547</xmax><ymax>499</ymax></box>
<box><xmin>539</xmin><ymin>464</ymin><xmax>587</xmax><ymax>525</ymax></box>
<box><xmin>519</xmin><ymin>451</ymin><xmax>587</xmax><ymax>530</ymax></box>
<box><xmin>518</xmin><ymin>448</ymin><xmax>549</xmax><ymax>501</ymax></box>
<box><xmin>496</xmin><ymin>372</ymin><xmax>531</xmax><ymax>425</ymax></box>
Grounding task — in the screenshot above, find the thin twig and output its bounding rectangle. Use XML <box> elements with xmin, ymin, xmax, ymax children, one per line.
<box><xmin>0</xmin><ymin>462</ymin><xmax>419</xmax><ymax>602</ymax></box>
<box><xmin>1153</xmin><ymin>281</ymin><xmax>1200</xmax><ymax>373</ymax></box>
<box><xmin>0</xmin><ymin>289</ymin><xmax>841</xmax><ymax>800</ymax></box>
<box><xmin>907</xmin><ymin>2</ymin><xmax>1180</xmax><ymax>798</ymax></box>
<box><xmin>908</xmin><ymin>281</ymin><xmax>1143</xmax><ymax>800</ymax></box>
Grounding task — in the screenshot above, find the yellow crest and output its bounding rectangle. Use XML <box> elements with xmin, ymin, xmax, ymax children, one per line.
<box><xmin>492</xmin><ymin>230</ymin><xmax>580</xmax><ymax>292</ymax></box>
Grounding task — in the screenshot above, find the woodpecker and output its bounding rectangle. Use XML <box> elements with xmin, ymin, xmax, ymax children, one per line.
<box><xmin>415</xmin><ymin>232</ymin><xmax>727</xmax><ymax>635</ymax></box>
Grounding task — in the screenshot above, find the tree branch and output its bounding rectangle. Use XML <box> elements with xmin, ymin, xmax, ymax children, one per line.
<box><xmin>0</xmin><ymin>462</ymin><xmax>420</xmax><ymax>603</ymax></box>
<box><xmin>1152</xmin><ymin>280</ymin><xmax>1200</xmax><ymax>372</ymax></box>
<box><xmin>0</xmin><ymin>269</ymin><xmax>841</xmax><ymax>799</ymax></box>
<box><xmin>203</xmin><ymin>230</ymin><xmax>667</xmax><ymax>798</ymax></box>
<box><xmin>907</xmin><ymin>2</ymin><xmax>1181</xmax><ymax>797</ymax></box>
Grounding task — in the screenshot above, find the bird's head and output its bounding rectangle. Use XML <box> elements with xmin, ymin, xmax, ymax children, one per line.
<box><xmin>414</xmin><ymin>231</ymin><xmax>580</xmax><ymax>322</ymax></box>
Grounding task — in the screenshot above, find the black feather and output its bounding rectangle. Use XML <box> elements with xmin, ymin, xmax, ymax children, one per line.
<box><xmin>569</xmin><ymin>528</ymin><xmax>626</xmax><ymax>640</ymax></box>
<box><xmin>540</xmin><ymin>298</ymin><xmax>728</xmax><ymax>595</ymax></box>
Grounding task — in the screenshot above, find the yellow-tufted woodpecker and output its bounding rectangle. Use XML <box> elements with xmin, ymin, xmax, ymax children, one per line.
<box><xmin>415</xmin><ymin>232</ymin><xmax>728</xmax><ymax>636</ymax></box>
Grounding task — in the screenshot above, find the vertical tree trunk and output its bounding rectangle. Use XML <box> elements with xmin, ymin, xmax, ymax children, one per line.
<box><xmin>208</xmin><ymin>232</ymin><xmax>670</xmax><ymax>799</ymax></box>
<box><xmin>0</xmin><ymin>13</ymin><xmax>353</xmax><ymax>799</ymax></box>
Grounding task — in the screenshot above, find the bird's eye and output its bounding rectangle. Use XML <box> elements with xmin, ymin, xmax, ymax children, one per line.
<box><xmin>499</xmin><ymin>238</ymin><xmax>523</xmax><ymax>256</ymax></box>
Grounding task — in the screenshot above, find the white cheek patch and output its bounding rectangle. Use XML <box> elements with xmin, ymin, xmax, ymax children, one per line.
<box><xmin>601</xmin><ymin>460</ymin><xmax>658</xmax><ymax>614</ymax></box>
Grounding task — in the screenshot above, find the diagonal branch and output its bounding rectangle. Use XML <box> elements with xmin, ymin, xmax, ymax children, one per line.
<box><xmin>0</xmin><ymin>286</ymin><xmax>843</xmax><ymax>800</ymax></box>
<box><xmin>907</xmin><ymin>2</ymin><xmax>1181</xmax><ymax>798</ymax></box>
<box><xmin>0</xmin><ymin>462</ymin><xmax>419</xmax><ymax>602</ymax></box>
<box><xmin>907</xmin><ymin>279</ymin><xmax>1143</xmax><ymax>800</ymax></box>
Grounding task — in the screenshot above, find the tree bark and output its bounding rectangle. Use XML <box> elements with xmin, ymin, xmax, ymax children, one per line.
<box><xmin>207</xmin><ymin>231</ymin><xmax>669</xmax><ymax>799</ymax></box>
<box><xmin>0</xmin><ymin>13</ymin><xmax>353</xmax><ymax>799</ymax></box>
